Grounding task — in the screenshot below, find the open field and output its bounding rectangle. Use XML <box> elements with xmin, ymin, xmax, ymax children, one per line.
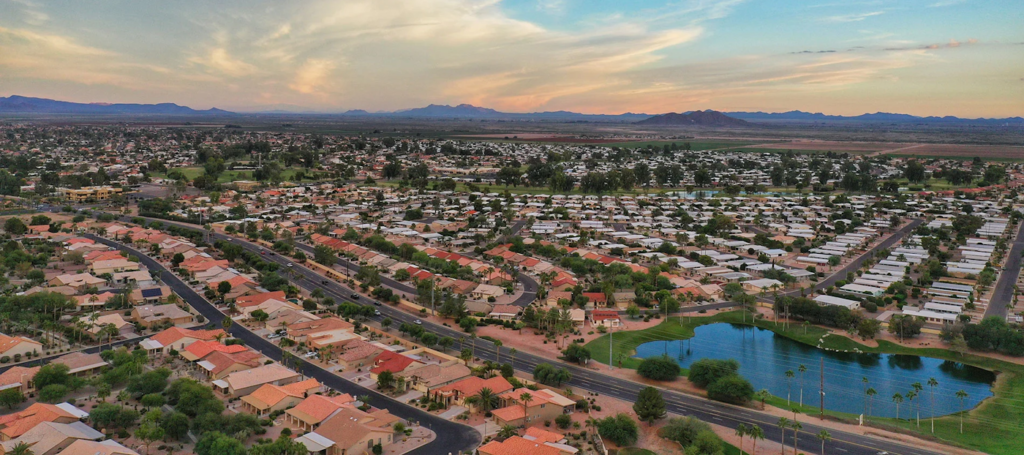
<box><xmin>882</xmin><ymin>144</ymin><xmax>1024</xmax><ymax>160</ymax></box>
<box><xmin>744</xmin><ymin>140</ymin><xmax>907</xmax><ymax>152</ymax></box>
<box><xmin>585</xmin><ymin>310</ymin><xmax>1024</xmax><ymax>454</ymax></box>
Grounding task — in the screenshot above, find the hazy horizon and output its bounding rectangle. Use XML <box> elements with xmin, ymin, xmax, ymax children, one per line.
<box><xmin>1</xmin><ymin>0</ymin><xmax>1022</xmax><ymax>117</ymax></box>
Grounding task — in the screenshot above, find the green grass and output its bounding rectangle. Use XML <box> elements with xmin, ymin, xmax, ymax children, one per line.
<box><xmin>586</xmin><ymin>310</ymin><xmax>1024</xmax><ymax>454</ymax></box>
<box><xmin>723</xmin><ymin>442</ymin><xmax>748</xmax><ymax>455</ymax></box>
<box><xmin>153</xmin><ymin>167</ymin><xmax>317</xmax><ymax>184</ymax></box>
<box><xmin>882</xmin><ymin>154</ymin><xmax>1024</xmax><ymax>163</ymax></box>
<box><xmin>723</xmin><ymin>147</ymin><xmax>875</xmax><ymax>155</ymax></box>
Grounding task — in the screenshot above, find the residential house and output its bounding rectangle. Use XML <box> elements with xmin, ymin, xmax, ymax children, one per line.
<box><xmin>0</xmin><ymin>366</ymin><xmax>40</xmax><ymax>395</ymax></box>
<box><xmin>57</xmin><ymin>439</ymin><xmax>138</xmax><ymax>455</ymax></box>
<box><xmin>294</xmin><ymin>407</ymin><xmax>397</xmax><ymax>455</ymax></box>
<box><xmin>285</xmin><ymin>317</ymin><xmax>358</xmax><ymax>351</ymax></box>
<box><xmin>213</xmin><ymin>363</ymin><xmax>302</xmax><ymax>398</ymax></box>
<box><xmin>240</xmin><ymin>378</ymin><xmax>323</xmax><ymax>416</ymax></box>
<box><xmin>52</xmin><ymin>352</ymin><xmax>107</xmax><ymax>377</ymax></box>
<box><xmin>140</xmin><ymin>327</ymin><xmax>225</xmax><ymax>355</ymax></box>
<box><xmin>88</xmin><ymin>259</ymin><xmax>139</xmax><ymax>276</ymax></box>
<box><xmin>0</xmin><ymin>403</ymin><xmax>82</xmax><ymax>441</ymax></box>
<box><xmin>0</xmin><ymin>334</ymin><xmax>43</xmax><ymax>360</ymax></box>
<box><xmin>429</xmin><ymin>376</ymin><xmax>513</xmax><ymax>409</ymax></box>
<box><xmin>491</xmin><ymin>389</ymin><xmax>576</xmax><ymax>427</ymax></box>
<box><xmin>0</xmin><ymin>421</ymin><xmax>103</xmax><ymax>455</ymax></box>
<box><xmin>589</xmin><ymin>310</ymin><xmax>621</xmax><ymax>328</ymax></box>
<box><xmin>402</xmin><ymin>361</ymin><xmax>472</xmax><ymax>393</ymax></box>
<box><xmin>130</xmin><ymin>304</ymin><xmax>193</xmax><ymax>328</ymax></box>
<box><xmin>284</xmin><ymin>393</ymin><xmax>356</xmax><ymax>432</ymax></box>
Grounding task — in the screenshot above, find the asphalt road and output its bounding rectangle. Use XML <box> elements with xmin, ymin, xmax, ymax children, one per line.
<box><xmin>85</xmin><ymin>234</ymin><xmax>482</xmax><ymax>455</ymax></box>
<box><xmin>123</xmin><ymin>217</ymin><xmax>943</xmax><ymax>455</ymax></box>
<box><xmin>293</xmin><ymin>240</ymin><xmax>539</xmax><ymax>307</ymax></box>
<box><xmin>986</xmin><ymin>221</ymin><xmax>1024</xmax><ymax>319</ymax></box>
<box><xmin>785</xmin><ymin>219</ymin><xmax>925</xmax><ymax>297</ymax></box>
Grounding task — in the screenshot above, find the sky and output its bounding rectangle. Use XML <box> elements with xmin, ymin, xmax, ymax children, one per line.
<box><xmin>0</xmin><ymin>0</ymin><xmax>1022</xmax><ymax>117</ymax></box>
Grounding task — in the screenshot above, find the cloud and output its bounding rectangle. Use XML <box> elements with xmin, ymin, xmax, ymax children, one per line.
<box><xmin>0</xmin><ymin>26</ymin><xmax>157</xmax><ymax>87</ymax></box>
<box><xmin>821</xmin><ymin>11</ymin><xmax>884</xmax><ymax>23</ymax></box>
<box><xmin>929</xmin><ymin>0</ymin><xmax>967</xmax><ymax>7</ymax></box>
<box><xmin>188</xmin><ymin>48</ymin><xmax>257</xmax><ymax>78</ymax></box>
<box><xmin>885</xmin><ymin>38</ymin><xmax>979</xmax><ymax>51</ymax></box>
<box><xmin>289</xmin><ymin>58</ymin><xmax>336</xmax><ymax>94</ymax></box>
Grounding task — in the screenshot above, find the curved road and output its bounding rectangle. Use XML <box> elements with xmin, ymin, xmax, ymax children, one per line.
<box><xmin>84</xmin><ymin>233</ymin><xmax>481</xmax><ymax>455</ymax></box>
<box><xmin>119</xmin><ymin>216</ymin><xmax>944</xmax><ymax>455</ymax></box>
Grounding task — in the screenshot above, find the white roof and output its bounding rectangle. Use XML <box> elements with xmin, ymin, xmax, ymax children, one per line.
<box><xmin>56</xmin><ymin>402</ymin><xmax>90</xmax><ymax>419</ymax></box>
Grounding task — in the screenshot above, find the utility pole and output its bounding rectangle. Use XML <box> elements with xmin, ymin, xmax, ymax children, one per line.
<box><xmin>609</xmin><ymin>325</ymin><xmax>613</xmax><ymax>370</ymax></box>
<box><xmin>820</xmin><ymin>357</ymin><xmax>825</xmax><ymax>419</ymax></box>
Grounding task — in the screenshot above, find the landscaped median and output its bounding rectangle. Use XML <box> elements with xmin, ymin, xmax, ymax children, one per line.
<box><xmin>584</xmin><ymin>310</ymin><xmax>1024</xmax><ymax>455</ymax></box>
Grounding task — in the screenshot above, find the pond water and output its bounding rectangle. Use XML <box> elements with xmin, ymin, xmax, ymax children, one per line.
<box><xmin>634</xmin><ymin>323</ymin><xmax>995</xmax><ymax>418</ymax></box>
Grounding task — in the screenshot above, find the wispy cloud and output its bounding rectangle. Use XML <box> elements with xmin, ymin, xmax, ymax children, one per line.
<box><xmin>821</xmin><ymin>11</ymin><xmax>884</xmax><ymax>23</ymax></box>
<box><xmin>930</xmin><ymin>0</ymin><xmax>967</xmax><ymax>7</ymax></box>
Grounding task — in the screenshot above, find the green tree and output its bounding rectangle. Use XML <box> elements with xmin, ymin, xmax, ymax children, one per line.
<box><xmin>687</xmin><ymin>358</ymin><xmax>739</xmax><ymax>388</ymax></box>
<box><xmin>4</xmin><ymin>217</ymin><xmax>27</xmax><ymax>235</ymax></box>
<box><xmin>0</xmin><ymin>388</ymin><xmax>25</xmax><ymax>409</ymax></box>
<box><xmin>38</xmin><ymin>384</ymin><xmax>69</xmax><ymax>403</ymax></box>
<box><xmin>597</xmin><ymin>414</ymin><xmax>639</xmax><ymax>446</ymax></box>
<box><xmin>161</xmin><ymin>411</ymin><xmax>191</xmax><ymax>440</ymax></box>
<box><xmin>195</xmin><ymin>431</ymin><xmax>246</xmax><ymax>455</ymax></box>
<box><xmin>637</xmin><ymin>355</ymin><xmax>681</xmax><ymax>381</ymax></box>
<box><xmin>706</xmin><ymin>375</ymin><xmax>754</xmax><ymax>405</ymax></box>
<box><xmin>633</xmin><ymin>386</ymin><xmax>667</xmax><ymax>424</ymax></box>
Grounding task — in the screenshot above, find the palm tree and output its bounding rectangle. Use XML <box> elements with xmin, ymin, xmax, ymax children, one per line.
<box><xmin>862</xmin><ymin>377</ymin><xmax>870</xmax><ymax>415</ymax></box>
<box><xmin>791</xmin><ymin>420</ymin><xmax>802</xmax><ymax>455</ymax></box>
<box><xmin>473</xmin><ymin>388</ymin><xmax>497</xmax><ymax>414</ymax></box>
<box><xmin>911</xmin><ymin>381</ymin><xmax>923</xmax><ymax>427</ymax></box>
<box><xmin>756</xmin><ymin>389</ymin><xmax>771</xmax><ymax>410</ymax></box>
<box><xmin>749</xmin><ymin>424</ymin><xmax>764</xmax><ymax>455</ymax></box>
<box><xmin>927</xmin><ymin>378</ymin><xmax>938</xmax><ymax>433</ymax></box>
<box><xmin>892</xmin><ymin>392</ymin><xmax>904</xmax><ymax>420</ymax></box>
<box><xmin>8</xmin><ymin>442</ymin><xmax>33</xmax><ymax>455</ymax></box>
<box><xmin>785</xmin><ymin>369</ymin><xmax>795</xmax><ymax>406</ymax></box>
<box><xmin>866</xmin><ymin>387</ymin><xmax>877</xmax><ymax>416</ymax></box>
<box><xmin>735</xmin><ymin>424</ymin><xmax>747</xmax><ymax>454</ymax></box>
<box><xmin>955</xmin><ymin>389</ymin><xmax>968</xmax><ymax>434</ymax></box>
<box><xmin>906</xmin><ymin>389</ymin><xmax>918</xmax><ymax>427</ymax></box>
<box><xmin>776</xmin><ymin>417</ymin><xmax>789</xmax><ymax>455</ymax></box>
<box><xmin>520</xmin><ymin>392</ymin><xmax>533</xmax><ymax>419</ymax></box>
<box><xmin>817</xmin><ymin>429</ymin><xmax>831</xmax><ymax>455</ymax></box>
<box><xmin>508</xmin><ymin>348</ymin><xmax>517</xmax><ymax>368</ymax></box>
<box><xmin>798</xmin><ymin>364</ymin><xmax>807</xmax><ymax>407</ymax></box>
<box><xmin>493</xmin><ymin>340</ymin><xmax>503</xmax><ymax>364</ymax></box>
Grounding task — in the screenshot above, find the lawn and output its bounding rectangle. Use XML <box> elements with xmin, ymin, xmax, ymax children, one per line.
<box><xmin>585</xmin><ymin>310</ymin><xmax>1024</xmax><ymax>454</ymax></box>
<box><xmin>154</xmin><ymin>167</ymin><xmax>318</xmax><ymax>184</ymax></box>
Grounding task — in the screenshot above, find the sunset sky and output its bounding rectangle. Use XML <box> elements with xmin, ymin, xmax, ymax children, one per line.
<box><xmin>1</xmin><ymin>0</ymin><xmax>1021</xmax><ymax>116</ymax></box>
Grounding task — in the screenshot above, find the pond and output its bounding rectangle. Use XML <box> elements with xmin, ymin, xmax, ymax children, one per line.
<box><xmin>634</xmin><ymin>323</ymin><xmax>995</xmax><ymax>418</ymax></box>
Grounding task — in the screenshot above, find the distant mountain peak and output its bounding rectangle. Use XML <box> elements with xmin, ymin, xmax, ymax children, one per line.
<box><xmin>636</xmin><ymin>109</ymin><xmax>749</xmax><ymax>127</ymax></box>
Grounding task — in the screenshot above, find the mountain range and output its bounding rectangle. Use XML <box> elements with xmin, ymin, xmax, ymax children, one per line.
<box><xmin>0</xmin><ymin>95</ymin><xmax>231</xmax><ymax>115</ymax></box>
<box><xmin>1</xmin><ymin>95</ymin><xmax>1021</xmax><ymax>125</ymax></box>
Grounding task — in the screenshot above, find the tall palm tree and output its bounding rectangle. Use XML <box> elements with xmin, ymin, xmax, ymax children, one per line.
<box><xmin>892</xmin><ymin>392</ymin><xmax>904</xmax><ymax>420</ymax></box>
<box><xmin>798</xmin><ymin>364</ymin><xmax>806</xmax><ymax>407</ymax></box>
<box><xmin>817</xmin><ymin>429</ymin><xmax>831</xmax><ymax>455</ymax></box>
<box><xmin>508</xmin><ymin>348</ymin><xmax>517</xmax><ymax>368</ymax></box>
<box><xmin>749</xmin><ymin>424</ymin><xmax>764</xmax><ymax>455</ymax></box>
<box><xmin>791</xmin><ymin>420</ymin><xmax>802</xmax><ymax>455</ymax></box>
<box><xmin>493</xmin><ymin>340</ymin><xmax>502</xmax><ymax>364</ymax></box>
<box><xmin>927</xmin><ymin>378</ymin><xmax>938</xmax><ymax>433</ymax></box>
<box><xmin>520</xmin><ymin>392</ymin><xmax>533</xmax><ymax>420</ymax></box>
<box><xmin>735</xmin><ymin>424</ymin><xmax>747</xmax><ymax>454</ymax></box>
<box><xmin>866</xmin><ymin>387</ymin><xmax>877</xmax><ymax>416</ymax></box>
<box><xmin>784</xmin><ymin>369</ymin><xmax>795</xmax><ymax>406</ymax></box>
<box><xmin>955</xmin><ymin>389</ymin><xmax>968</xmax><ymax>434</ymax></box>
<box><xmin>776</xmin><ymin>417</ymin><xmax>789</xmax><ymax>455</ymax></box>
<box><xmin>911</xmin><ymin>382</ymin><xmax>923</xmax><ymax>427</ymax></box>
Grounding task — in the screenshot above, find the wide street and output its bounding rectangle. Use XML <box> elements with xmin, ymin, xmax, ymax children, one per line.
<box><xmin>122</xmin><ymin>215</ymin><xmax>943</xmax><ymax>455</ymax></box>
<box><xmin>986</xmin><ymin>220</ymin><xmax>1024</xmax><ymax>319</ymax></box>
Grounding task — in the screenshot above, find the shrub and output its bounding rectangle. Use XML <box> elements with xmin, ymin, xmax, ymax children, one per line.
<box><xmin>706</xmin><ymin>375</ymin><xmax>754</xmax><ymax>405</ymax></box>
<box><xmin>687</xmin><ymin>358</ymin><xmax>739</xmax><ymax>388</ymax></box>
<box><xmin>0</xmin><ymin>356</ymin><xmax>8</xmax><ymax>364</ymax></box>
<box><xmin>555</xmin><ymin>414</ymin><xmax>572</xmax><ymax>429</ymax></box>
<box><xmin>596</xmin><ymin>414</ymin><xmax>638</xmax><ymax>447</ymax></box>
<box><xmin>660</xmin><ymin>416</ymin><xmax>712</xmax><ymax>447</ymax></box>
<box><xmin>637</xmin><ymin>355</ymin><xmax>681</xmax><ymax>381</ymax></box>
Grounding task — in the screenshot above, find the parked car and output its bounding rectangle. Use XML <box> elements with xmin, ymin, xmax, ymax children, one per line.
<box><xmin>414</xmin><ymin>319</ymin><xmax>422</xmax><ymax>325</ymax></box>
<box><xmin>350</xmin><ymin>293</ymin><xmax>360</xmax><ymax>300</ymax></box>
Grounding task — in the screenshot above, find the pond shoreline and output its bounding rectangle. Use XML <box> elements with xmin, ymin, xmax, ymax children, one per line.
<box><xmin>584</xmin><ymin>310</ymin><xmax>1024</xmax><ymax>454</ymax></box>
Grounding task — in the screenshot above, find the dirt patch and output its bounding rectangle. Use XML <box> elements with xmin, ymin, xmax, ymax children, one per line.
<box><xmin>882</xmin><ymin>144</ymin><xmax>1024</xmax><ymax>159</ymax></box>
<box><xmin>745</xmin><ymin>140</ymin><xmax>909</xmax><ymax>152</ymax></box>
